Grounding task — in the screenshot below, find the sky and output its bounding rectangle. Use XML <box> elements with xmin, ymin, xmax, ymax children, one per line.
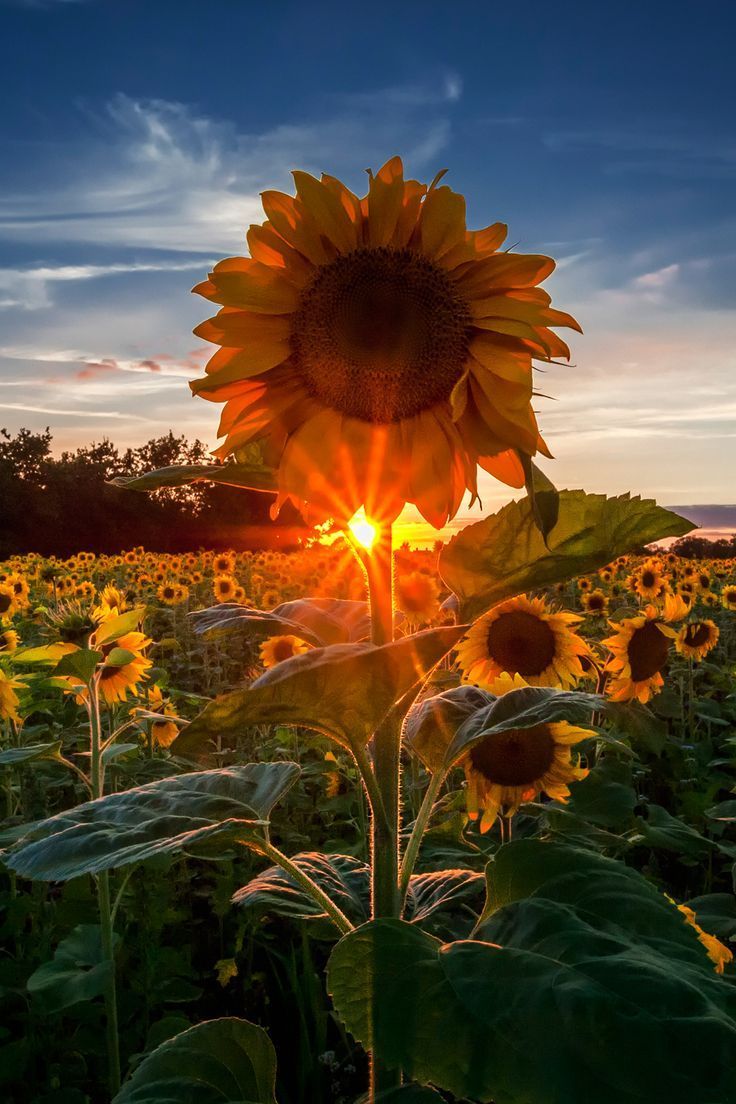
<box><xmin>1</xmin><ymin>0</ymin><xmax>735</xmax><ymax>534</ymax></box>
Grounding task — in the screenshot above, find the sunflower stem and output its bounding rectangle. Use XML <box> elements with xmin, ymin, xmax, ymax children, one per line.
<box><xmin>89</xmin><ymin>679</ymin><xmax>121</xmax><ymax>1097</ymax></box>
<box><xmin>251</xmin><ymin>840</ymin><xmax>354</xmax><ymax>935</ymax></box>
<box><xmin>365</xmin><ymin>523</ymin><xmax>402</xmax><ymax>1097</ymax></box>
<box><xmin>399</xmin><ymin>768</ymin><xmax>446</xmax><ymax>904</ymax></box>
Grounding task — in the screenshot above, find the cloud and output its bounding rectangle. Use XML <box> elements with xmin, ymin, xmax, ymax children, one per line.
<box><xmin>0</xmin><ymin>81</ymin><xmax>460</xmax><ymax>253</ymax></box>
<box><xmin>0</xmin><ymin>259</ymin><xmax>211</xmax><ymax>310</ymax></box>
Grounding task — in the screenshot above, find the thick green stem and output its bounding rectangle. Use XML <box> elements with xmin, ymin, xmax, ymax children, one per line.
<box><xmin>399</xmin><ymin>769</ymin><xmax>446</xmax><ymax>903</ymax></box>
<box><xmin>253</xmin><ymin>840</ymin><xmax>354</xmax><ymax>935</ymax></box>
<box><xmin>364</xmin><ymin>524</ymin><xmax>402</xmax><ymax>1097</ymax></box>
<box><xmin>89</xmin><ymin>681</ymin><xmax>121</xmax><ymax>1097</ymax></box>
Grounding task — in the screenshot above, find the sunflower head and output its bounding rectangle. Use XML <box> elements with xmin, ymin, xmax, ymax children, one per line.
<box><xmin>676</xmin><ymin>620</ymin><xmax>719</xmax><ymax>661</ymax></box>
<box><xmin>456</xmin><ymin>594</ymin><xmax>588</xmax><ymax>690</ymax></box>
<box><xmin>259</xmin><ymin>634</ymin><xmax>311</xmax><ymax>669</ymax></box>
<box><xmin>191</xmin><ymin>157</ymin><xmax>581</xmax><ymax>527</ymax></box>
<box><xmin>603</xmin><ymin>605</ymin><xmax>679</xmax><ymax>703</ymax></box>
<box><xmin>463</xmin><ymin>719</ymin><xmax>590</xmax><ymax>832</ymax></box>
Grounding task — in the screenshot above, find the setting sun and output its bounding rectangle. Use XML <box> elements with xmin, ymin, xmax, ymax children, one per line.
<box><xmin>348</xmin><ymin>511</ymin><xmax>377</xmax><ymax>550</ymax></box>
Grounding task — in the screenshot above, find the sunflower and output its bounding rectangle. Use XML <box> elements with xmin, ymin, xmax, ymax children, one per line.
<box><xmin>456</xmin><ymin>594</ymin><xmax>588</xmax><ymax>689</ymax></box>
<box><xmin>0</xmin><ymin>629</ymin><xmax>19</xmax><ymax>652</ymax></box>
<box><xmin>191</xmin><ymin>157</ymin><xmax>580</xmax><ymax>527</ymax></box>
<box><xmin>95</xmin><ymin>631</ymin><xmax>153</xmax><ymax>705</ymax></box>
<box><xmin>261</xmin><ymin>588</ymin><xmax>281</xmax><ymax>609</ymax></box>
<box><xmin>0</xmin><ymin>668</ymin><xmax>24</xmax><ymax>722</ymax></box>
<box><xmin>157</xmin><ymin>581</ymin><xmax>182</xmax><ymax>606</ymax></box>
<box><xmin>581</xmin><ymin>589</ymin><xmax>609</xmax><ymax>616</ymax></box>
<box><xmin>395</xmin><ymin>570</ymin><xmax>440</xmax><ymax>622</ymax></box>
<box><xmin>722</xmin><ymin>585</ymin><xmax>736</xmax><ymax>611</ymax></box>
<box><xmin>632</xmin><ymin>560</ymin><xmax>666</xmax><ymax>601</ymax></box>
<box><xmin>576</xmin><ymin>577</ymin><xmax>592</xmax><ymax>592</ymax></box>
<box><xmin>676</xmin><ymin>620</ymin><xmax>719</xmax><ymax>661</ymax></box>
<box><xmin>212</xmin><ymin>552</ymin><xmax>236</xmax><ymax>575</ymax></box>
<box><xmin>463</xmin><ymin>720</ymin><xmax>590</xmax><ymax>832</ymax></box>
<box><xmin>213</xmin><ymin>575</ymin><xmax>238</xmax><ymax>603</ymax></box>
<box><xmin>603</xmin><ymin>603</ymin><xmax>681</xmax><ymax>703</ymax></box>
<box><xmin>93</xmin><ymin>585</ymin><xmax>127</xmax><ymax>623</ymax></box>
<box><xmin>0</xmin><ymin>585</ymin><xmax>16</xmax><ymax>618</ymax></box>
<box><xmin>6</xmin><ymin>573</ymin><xmax>30</xmax><ymax>609</ymax></box>
<box><xmin>260</xmin><ymin>634</ymin><xmax>312</xmax><ymax>668</ymax></box>
<box><xmin>144</xmin><ymin>685</ymin><xmax>179</xmax><ymax>748</ymax></box>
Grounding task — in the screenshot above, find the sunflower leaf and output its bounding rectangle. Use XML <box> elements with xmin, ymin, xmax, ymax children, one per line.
<box><xmin>328</xmin><ymin>843</ymin><xmax>736</xmax><ymax>1104</ymax></box>
<box><xmin>521</xmin><ymin>454</ymin><xmax>559</xmax><ymax>547</ymax></box>
<box><xmin>172</xmin><ymin>627</ymin><xmax>465</xmax><ymax>760</ymax></box>
<box><xmin>109</xmin><ymin>459</ymin><xmax>277</xmax><ymax>495</ymax></box>
<box><xmin>112</xmin><ymin>1017</ymin><xmax>277</xmax><ymax>1104</ymax></box>
<box><xmin>439</xmin><ymin>490</ymin><xmax>696</xmax><ymax>620</ymax></box>
<box><xmin>3</xmin><ymin>763</ymin><xmax>300</xmax><ymax>881</ymax></box>
<box><xmin>0</xmin><ymin>741</ymin><xmax>64</xmax><ymax>767</ymax></box>
<box><xmin>192</xmin><ymin>598</ymin><xmax>371</xmax><ymax>647</ymax></box>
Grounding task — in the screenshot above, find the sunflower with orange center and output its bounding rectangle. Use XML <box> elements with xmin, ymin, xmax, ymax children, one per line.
<box><xmin>191</xmin><ymin>157</ymin><xmax>580</xmax><ymax>527</ymax></box>
<box><xmin>456</xmin><ymin>594</ymin><xmax>588</xmax><ymax>689</ymax></box>
<box><xmin>463</xmin><ymin>720</ymin><xmax>590</xmax><ymax>832</ymax></box>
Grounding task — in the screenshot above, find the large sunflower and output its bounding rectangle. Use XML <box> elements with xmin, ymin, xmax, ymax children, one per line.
<box><xmin>463</xmin><ymin>720</ymin><xmax>590</xmax><ymax>832</ymax></box>
<box><xmin>191</xmin><ymin>157</ymin><xmax>580</xmax><ymax>526</ymax></box>
<box><xmin>456</xmin><ymin>594</ymin><xmax>588</xmax><ymax>689</ymax></box>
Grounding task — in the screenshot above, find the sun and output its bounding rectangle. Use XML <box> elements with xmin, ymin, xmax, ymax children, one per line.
<box><xmin>348</xmin><ymin>511</ymin><xmax>377</xmax><ymax>550</ymax></box>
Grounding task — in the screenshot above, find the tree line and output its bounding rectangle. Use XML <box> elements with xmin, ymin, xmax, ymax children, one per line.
<box><xmin>0</xmin><ymin>427</ymin><xmax>305</xmax><ymax>557</ymax></box>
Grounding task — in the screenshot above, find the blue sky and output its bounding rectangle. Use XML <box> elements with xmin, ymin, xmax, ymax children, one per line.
<box><xmin>1</xmin><ymin>0</ymin><xmax>735</xmax><ymax>518</ymax></box>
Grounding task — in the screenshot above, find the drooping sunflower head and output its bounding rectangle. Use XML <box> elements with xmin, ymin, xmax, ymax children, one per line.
<box><xmin>463</xmin><ymin>719</ymin><xmax>590</xmax><ymax>832</ymax></box>
<box><xmin>395</xmin><ymin>570</ymin><xmax>441</xmax><ymax>622</ymax></box>
<box><xmin>95</xmin><ymin>631</ymin><xmax>153</xmax><ymax>705</ymax></box>
<box><xmin>191</xmin><ymin>157</ymin><xmax>581</xmax><ymax>527</ymax></box>
<box><xmin>722</xmin><ymin>586</ymin><xmax>736</xmax><ymax>611</ymax></box>
<box><xmin>456</xmin><ymin>594</ymin><xmax>589</xmax><ymax>690</ymax></box>
<box><xmin>0</xmin><ymin>668</ymin><xmax>25</xmax><ymax>723</ymax></box>
<box><xmin>0</xmin><ymin>585</ymin><xmax>16</xmax><ymax>617</ymax></box>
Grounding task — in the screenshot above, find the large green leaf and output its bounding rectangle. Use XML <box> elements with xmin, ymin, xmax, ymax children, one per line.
<box><xmin>403</xmin><ymin>684</ymin><xmax>494</xmax><ymax>774</ymax></box>
<box><xmin>328</xmin><ymin>842</ymin><xmax>736</xmax><ymax>1103</ymax></box>
<box><xmin>26</xmin><ymin>923</ymin><xmax>120</xmax><ymax>1013</ymax></box>
<box><xmin>173</xmin><ymin>627</ymin><xmax>464</xmax><ymax>760</ymax></box>
<box><xmin>192</xmin><ymin>598</ymin><xmax>370</xmax><ymax>647</ymax></box>
<box><xmin>233</xmin><ymin>852</ymin><xmax>483</xmax><ymax>940</ymax></box>
<box><xmin>110</xmin><ymin>458</ymin><xmax>277</xmax><ymax>495</ymax></box>
<box><xmin>113</xmin><ymin>1017</ymin><xmax>277</xmax><ymax>1104</ymax></box>
<box><xmin>439</xmin><ymin>491</ymin><xmax>695</xmax><ymax>619</ymax></box>
<box><xmin>0</xmin><ymin>741</ymin><xmax>63</xmax><ymax>767</ymax></box>
<box><xmin>4</xmin><ymin>763</ymin><xmax>299</xmax><ymax>881</ymax></box>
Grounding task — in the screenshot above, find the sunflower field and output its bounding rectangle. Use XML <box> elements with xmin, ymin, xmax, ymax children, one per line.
<box><xmin>2</xmin><ymin>160</ymin><xmax>736</xmax><ymax>1104</ymax></box>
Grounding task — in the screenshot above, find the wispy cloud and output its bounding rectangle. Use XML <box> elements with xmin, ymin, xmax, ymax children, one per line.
<box><xmin>0</xmin><ymin>81</ymin><xmax>460</xmax><ymax>252</ymax></box>
<box><xmin>0</xmin><ymin>259</ymin><xmax>211</xmax><ymax>309</ymax></box>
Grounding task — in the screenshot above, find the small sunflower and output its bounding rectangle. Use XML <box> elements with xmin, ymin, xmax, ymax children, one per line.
<box><xmin>676</xmin><ymin>620</ymin><xmax>719</xmax><ymax>662</ymax></box>
<box><xmin>603</xmin><ymin>604</ymin><xmax>680</xmax><ymax>703</ymax></box>
<box><xmin>213</xmin><ymin>575</ymin><xmax>238</xmax><ymax>603</ymax></box>
<box><xmin>463</xmin><ymin>720</ymin><xmax>590</xmax><ymax>832</ymax></box>
<box><xmin>93</xmin><ymin>631</ymin><xmax>153</xmax><ymax>705</ymax></box>
<box><xmin>581</xmin><ymin>589</ymin><xmax>609</xmax><ymax>616</ymax></box>
<box><xmin>158</xmin><ymin>581</ymin><xmax>183</xmax><ymax>606</ymax></box>
<box><xmin>395</xmin><ymin>571</ymin><xmax>440</xmax><ymax>622</ymax></box>
<box><xmin>93</xmin><ymin>585</ymin><xmax>127</xmax><ymax>623</ymax></box>
<box><xmin>0</xmin><ymin>585</ymin><xmax>16</xmax><ymax>618</ymax></box>
<box><xmin>632</xmin><ymin>560</ymin><xmax>666</xmax><ymax>601</ymax></box>
<box><xmin>260</xmin><ymin>634</ymin><xmax>312</xmax><ymax>668</ymax></box>
<box><xmin>456</xmin><ymin>594</ymin><xmax>588</xmax><ymax>689</ymax></box>
<box><xmin>191</xmin><ymin>156</ymin><xmax>581</xmax><ymax>527</ymax></box>
<box><xmin>212</xmin><ymin>552</ymin><xmax>236</xmax><ymax>574</ymax></box>
<box><xmin>576</xmin><ymin>577</ymin><xmax>592</xmax><ymax>592</ymax></box>
<box><xmin>722</xmin><ymin>585</ymin><xmax>736</xmax><ymax>611</ymax></box>
<box><xmin>0</xmin><ymin>629</ymin><xmax>19</xmax><ymax>652</ymax></box>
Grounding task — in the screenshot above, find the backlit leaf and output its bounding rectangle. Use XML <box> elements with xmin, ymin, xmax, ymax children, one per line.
<box><xmin>4</xmin><ymin>763</ymin><xmax>299</xmax><ymax>880</ymax></box>
<box><xmin>440</xmin><ymin>490</ymin><xmax>695</xmax><ymax>620</ymax></box>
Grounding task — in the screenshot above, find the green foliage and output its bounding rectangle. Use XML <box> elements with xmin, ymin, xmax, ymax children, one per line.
<box><xmin>26</xmin><ymin>923</ymin><xmax>120</xmax><ymax>1012</ymax></box>
<box><xmin>109</xmin><ymin>458</ymin><xmax>278</xmax><ymax>496</ymax></box>
<box><xmin>329</xmin><ymin>841</ymin><xmax>736</xmax><ymax>1104</ymax></box>
<box><xmin>0</xmin><ymin>740</ymin><xmax>63</xmax><ymax>766</ymax></box>
<box><xmin>440</xmin><ymin>490</ymin><xmax>695</xmax><ymax>619</ymax></box>
<box><xmin>234</xmin><ymin>853</ymin><xmax>483</xmax><ymax>939</ymax></box>
<box><xmin>4</xmin><ymin>764</ymin><xmax>300</xmax><ymax>880</ymax></box>
<box><xmin>112</xmin><ymin>1017</ymin><xmax>277</xmax><ymax>1104</ymax></box>
<box><xmin>173</xmin><ymin>627</ymin><xmax>464</xmax><ymax>759</ymax></box>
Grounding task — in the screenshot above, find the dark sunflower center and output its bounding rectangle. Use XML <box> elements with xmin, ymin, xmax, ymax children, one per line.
<box><xmin>683</xmin><ymin>623</ymin><xmax>711</xmax><ymax>648</ymax></box>
<box><xmin>486</xmin><ymin>610</ymin><xmax>557</xmax><ymax>676</ymax></box>
<box><xmin>725</xmin><ymin>589</ymin><xmax>736</xmax><ymax>603</ymax></box>
<box><xmin>699</xmin><ymin>575</ymin><xmax>709</xmax><ymax>589</ymax></box>
<box><xmin>628</xmin><ymin>620</ymin><xmax>670</xmax><ymax>681</ymax></box>
<box><xmin>290</xmin><ymin>247</ymin><xmax>471</xmax><ymax>423</ymax></box>
<box><xmin>272</xmin><ymin>638</ymin><xmax>297</xmax><ymax>662</ymax></box>
<box><xmin>0</xmin><ymin>593</ymin><xmax>12</xmax><ymax>614</ymax></box>
<box><xmin>641</xmin><ymin>571</ymin><xmax>655</xmax><ymax>588</ymax></box>
<box><xmin>587</xmin><ymin>594</ymin><xmax>605</xmax><ymax>610</ymax></box>
<box><xmin>469</xmin><ymin>724</ymin><xmax>556</xmax><ymax>786</ymax></box>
